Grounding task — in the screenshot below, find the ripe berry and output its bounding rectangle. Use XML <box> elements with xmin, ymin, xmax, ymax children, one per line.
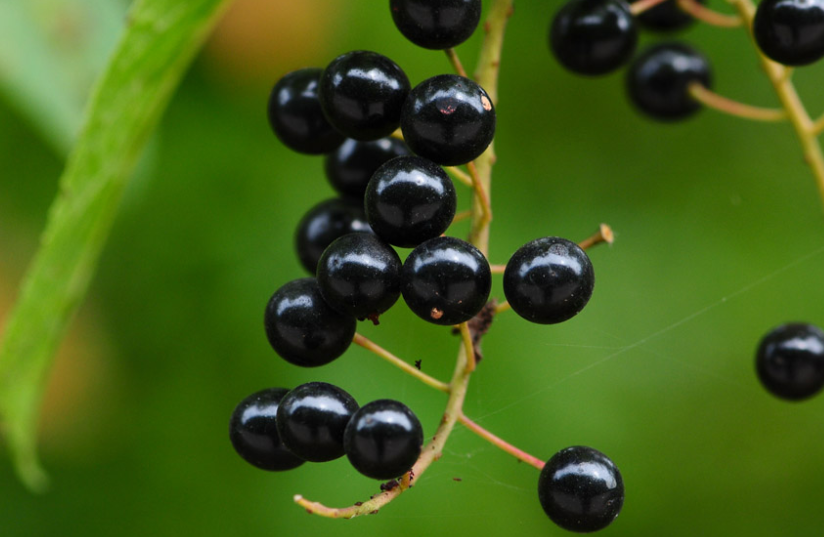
<box><xmin>756</xmin><ymin>322</ymin><xmax>824</xmax><ymax>401</ymax></box>
<box><xmin>400</xmin><ymin>74</ymin><xmax>495</xmax><ymax>166</ymax></box>
<box><xmin>324</xmin><ymin>137</ymin><xmax>410</xmax><ymax>199</ymax></box>
<box><xmin>295</xmin><ymin>198</ymin><xmax>373</xmax><ymax>274</ymax></box>
<box><xmin>344</xmin><ymin>399</ymin><xmax>423</xmax><ymax>480</ymax></box>
<box><xmin>228</xmin><ymin>388</ymin><xmax>305</xmax><ymax>471</ymax></box>
<box><xmin>538</xmin><ymin>446</ymin><xmax>624</xmax><ymax>533</ymax></box>
<box><xmin>264</xmin><ymin>278</ymin><xmax>356</xmax><ymax>367</ymax></box>
<box><xmin>550</xmin><ymin>0</ymin><xmax>638</xmax><ymax>76</ymax></box>
<box><xmin>317</xmin><ymin>233</ymin><xmax>403</xmax><ymax>319</ymax></box>
<box><xmin>754</xmin><ymin>0</ymin><xmax>824</xmax><ymax>66</ymax></box>
<box><xmin>390</xmin><ymin>0</ymin><xmax>482</xmax><ymax>50</ymax></box>
<box><xmin>401</xmin><ymin>236</ymin><xmax>491</xmax><ymax>325</ymax></box>
<box><xmin>638</xmin><ymin>0</ymin><xmax>704</xmax><ymax>32</ymax></box>
<box><xmin>626</xmin><ymin>42</ymin><xmax>712</xmax><ymax>121</ymax></box>
<box><xmin>319</xmin><ymin>50</ymin><xmax>411</xmax><ymax>141</ymax></box>
<box><xmin>503</xmin><ymin>237</ymin><xmax>594</xmax><ymax>325</ymax></box>
<box><xmin>276</xmin><ymin>382</ymin><xmax>359</xmax><ymax>462</ymax></box>
<box><xmin>365</xmin><ymin>156</ymin><xmax>457</xmax><ymax>247</ymax></box>
<box><xmin>267</xmin><ymin>68</ymin><xmax>345</xmax><ymax>155</ymax></box>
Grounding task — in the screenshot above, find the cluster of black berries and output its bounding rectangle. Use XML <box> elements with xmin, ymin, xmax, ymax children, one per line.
<box><xmin>230</xmin><ymin>1</ymin><xmax>624</xmax><ymax>533</ymax></box>
<box><xmin>550</xmin><ymin>0</ymin><xmax>824</xmax><ymax>121</ymax></box>
<box><xmin>549</xmin><ymin>0</ymin><xmax>712</xmax><ymax>121</ymax></box>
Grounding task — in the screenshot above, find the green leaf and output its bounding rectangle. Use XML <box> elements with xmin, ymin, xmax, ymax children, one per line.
<box><xmin>0</xmin><ymin>0</ymin><xmax>231</xmax><ymax>491</ymax></box>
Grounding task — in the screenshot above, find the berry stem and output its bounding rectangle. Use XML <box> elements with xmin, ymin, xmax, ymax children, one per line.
<box><xmin>445</xmin><ymin>47</ymin><xmax>469</xmax><ymax>79</ymax></box>
<box><xmin>578</xmin><ymin>223</ymin><xmax>615</xmax><ymax>251</ymax></box>
<box><xmin>459</xmin><ymin>322</ymin><xmax>477</xmax><ymax>373</ymax></box>
<box><xmin>495</xmin><ymin>300</ymin><xmax>512</xmax><ymax>314</ymax></box>
<box><xmin>687</xmin><ymin>82</ymin><xmax>788</xmax><ymax>122</ymax></box>
<box><xmin>458</xmin><ymin>413</ymin><xmax>545</xmax><ymax>470</ymax></box>
<box><xmin>489</xmin><ymin>264</ymin><xmax>506</xmax><ymax>274</ymax></box>
<box><xmin>444</xmin><ymin>165</ymin><xmax>474</xmax><ymax>187</ymax></box>
<box><xmin>629</xmin><ymin>0</ymin><xmax>669</xmax><ymax>16</ymax></box>
<box><xmin>452</xmin><ymin>209</ymin><xmax>473</xmax><ymax>224</ymax></box>
<box><xmin>811</xmin><ymin>114</ymin><xmax>824</xmax><ymax>137</ymax></box>
<box><xmin>353</xmin><ymin>333</ymin><xmax>450</xmax><ymax>393</ymax></box>
<box><xmin>676</xmin><ymin>0</ymin><xmax>743</xmax><ymax>27</ymax></box>
<box><xmin>730</xmin><ymin>0</ymin><xmax>824</xmax><ymax>211</ymax></box>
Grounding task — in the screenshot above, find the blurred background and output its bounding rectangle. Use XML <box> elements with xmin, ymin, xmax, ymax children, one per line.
<box><xmin>2</xmin><ymin>0</ymin><xmax>824</xmax><ymax>535</ymax></box>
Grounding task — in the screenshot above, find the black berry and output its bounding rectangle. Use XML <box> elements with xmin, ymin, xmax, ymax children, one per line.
<box><xmin>626</xmin><ymin>42</ymin><xmax>712</xmax><ymax>121</ymax></box>
<box><xmin>756</xmin><ymin>322</ymin><xmax>824</xmax><ymax>401</ymax></box>
<box><xmin>503</xmin><ymin>237</ymin><xmax>595</xmax><ymax>325</ymax></box>
<box><xmin>295</xmin><ymin>198</ymin><xmax>373</xmax><ymax>274</ymax></box>
<box><xmin>264</xmin><ymin>278</ymin><xmax>356</xmax><ymax>367</ymax></box>
<box><xmin>538</xmin><ymin>446</ymin><xmax>624</xmax><ymax>533</ymax></box>
<box><xmin>317</xmin><ymin>233</ymin><xmax>403</xmax><ymax>319</ymax></box>
<box><xmin>638</xmin><ymin>0</ymin><xmax>703</xmax><ymax>32</ymax></box>
<box><xmin>324</xmin><ymin>137</ymin><xmax>410</xmax><ymax>199</ymax></box>
<box><xmin>319</xmin><ymin>50</ymin><xmax>411</xmax><ymax>141</ymax></box>
<box><xmin>754</xmin><ymin>0</ymin><xmax>824</xmax><ymax>66</ymax></box>
<box><xmin>401</xmin><ymin>236</ymin><xmax>491</xmax><ymax>325</ymax></box>
<box><xmin>344</xmin><ymin>399</ymin><xmax>423</xmax><ymax>480</ymax></box>
<box><xmin>267</xmin><ymin>68</ymin><xmax>345</xmax><ymax>155</ymax></box>
<box><xmin>390</xmin><ymin>0</ymin><xmax>482</xmax><ymax>50</ymax></box>
<box><xmin>276</xmin><ymin>382</ymin><xmax>359</xmax><ymax>462</ymax></box>
<box><xmin>400</xmin><ymin>74</ymin><xmax>495</xmax><ymax>166</ymax></box>
<box><xmin>365</xmin><ymin>156</ymin><xmax>457</xmax><ymax>247</ymax></box>
<box><xmin>550</xmin><ymin>0</ymin><xmax>638</xmax><ymax>76</ymax></box>
<box><xmin>229</xmin><ymin>388</ymin><xmax>305</xmax><ymax>471</ymax></box>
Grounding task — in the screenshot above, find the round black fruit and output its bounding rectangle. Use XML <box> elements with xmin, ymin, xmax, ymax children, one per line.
<box><xmin>390</xmin><ymin>0</ymin><xmax>482</xmax><ymax>49</ymax></box>
<box><xmin>276</xmin><ymin>382</ymin><xmax>359</xmax><ymax>462</ymax></box>
<box><xmin>538</xmin><ymin>446</ymin><xmax>624</xmax><ymax>533</ymax></box>
<box><xmin>365</xmin><ymin>156</ymin><xmax>457</xmax><ymax>247</ymax></box>
<box><xmin>264</xmin><ymin>278</ymin><xmax>356</xmax><ymax>367</ymax></box>
<box><xmin>401</xmin><ymin>74</ymin><xmax>495</xmax><ymax>166</ymax></box>
<box><xmin>754</xmin><ymin>0</ymin><xmax>824</xmax><ymax>66</ymax></box>
<box><xmin>626</xmin><ymin>42</ymin><xmax>712</xmax><ymax>121</ymax></box>
<box><xmin>319</xmin><ymin>50</ymin><xmax>410</xmax><ymax>141</ymax></box>
<box><xmin>344</xmin><ymin>399</ymin><xmax>423</xmax><ymax>480</ymax></box>
<box><xmin>317</xmin><ymin>233</ymin><xmax>403</xmax><ymax>319</ymax></box>
<box><xmin>503</xmin><ymin>237</ymin><xmax>594</xmax><ymax>325</ymax></box>
<box><xmin>550</xmin><ymin>0</ymin><xmax>638</xmax><ymax>76</ymax></box>
<box><xmin>267</xmin><ymin>68</ymin><xmax>345</xmax><ymax>155</ymax></box>
<box><xmin>295</xmin><ymin>198</ymin><xmax>373</xmax><ymax>274</ymax></box>
<box><xmin>401</xmin><ymin>236</ymin><xmax>491</xmax><ymax>325</ymax></box>
<box><xmin>229</xmin><ymin>387</ymin><xmax>305</xmax><ymax>471</ymax></box>
<box><xmin>756</xmin><ymin>322</ymin><xmax>824</xmax><ymax>401</ymax></box>
<box><xmin>324</xmin><ymin>137</ymin><xmax>410</xmax><ymax>199</ymax></box>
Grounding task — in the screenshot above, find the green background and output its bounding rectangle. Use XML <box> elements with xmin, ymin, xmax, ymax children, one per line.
<box><xmin>2</xmin><ymin>0</ymin><xmax>824</xmax><ymax>535</ymax></box>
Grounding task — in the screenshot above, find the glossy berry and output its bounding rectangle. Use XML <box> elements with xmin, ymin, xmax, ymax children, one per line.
<box><xmin>319</xmin><ymin>50</ymin><xmax>410</xmax><ymax>141</ymax></box>
<box><xmin>365</xmin><ymin>156</ymin><xmax>457</xmax><ymax>247</ymax></box>
<box><xmin>317</xmin><ymin>233</ymin><xmax>403</xmax><ymax>319</ymax></box>
<box><xmin>276</xmin><ymin>382</ymin><xmax>359</xmax><ymax>462</ymax></box>
<box><xmin>754</xmin><ymin>0</ymin><xmax>824</xmax><ymax>66</ymax></box>
<box><xmin>402</xmin><ymin>236</ymin><xmax>491</xmax><ymax>325</ymax></box>
<box><xmin>638</xmin><ymin>0</ymin><xmax>704</xmax><ymax>32</ymax></box>
<box><xmin>264</xmin><ymin>278</ymin><xmax>356</xmax><ymax>367</ymax></box>
<box><xmin>550</xmin><ymin>0</ymin><xmax>638</xmax><ymax>76</ymax></box>
<box><xmin>344</xmin><ymin>399</ymin><xmax>423</xmax><ymax>480</ymax></box>
<box><xmin>324</xmin><ymin>137</ymin><xmax>410</xmax><ymax>199</ymax></box>
<box><xmin>295</xmin><ymin>198</ymin><xmax>373</xmax><ymax>274</ymax></box>
<box><xmin>756</xmin><ymin>322</ymin><xmax>824</xmax><ymax>401</ymax></box>
<box><xmin>503</xmin><ymin>237</ymin><xmax>594</xmax><ymax>325</ymax></box>
<box><xmin>229</xmin><ymin>388</ymin><xmax>305</xmax><ymax>471</ymax></box>
<box><xmin>538</xmin><ymin>446</ymin><xmax>624</xmax><ymax>533</ymax></box>
<box><xmin>267</xmin><ymin>68</ymin><xmax>345</xmax><ymax>155</ymax></box>
<box><xmin>626</xmin><ymin>42</ymin><xmax>712</xmax><ymax>121</ymax></box>
<box><xmin>390</xmin><ymin>0</ymin><xmax>482</xmax><ymax>50</ymax></box>
<box><xmin>400</xmin><ymin>74</ymin><xmax>495</xmax><ymax>166</ymax></box>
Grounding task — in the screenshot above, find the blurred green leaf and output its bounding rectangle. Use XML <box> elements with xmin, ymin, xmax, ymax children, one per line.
<box><xmin>0</xmin><ymin>0</ymin><xmax>231</xmax><ymax>490</ymax></box>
